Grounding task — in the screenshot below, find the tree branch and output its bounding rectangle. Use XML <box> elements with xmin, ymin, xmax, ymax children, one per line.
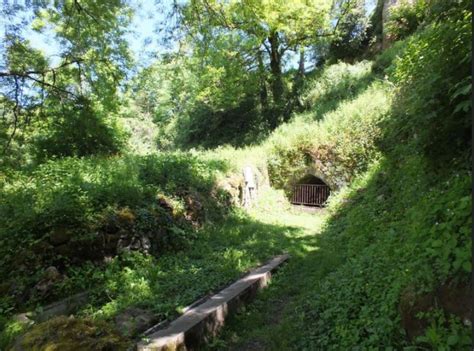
<box><xmin>3</xmin><ymin>76</ymin><xmax>21</xmax><ymax>152</ymax></box>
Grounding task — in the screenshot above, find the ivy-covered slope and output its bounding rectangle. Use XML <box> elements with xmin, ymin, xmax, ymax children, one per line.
<box><xmin>210</xmin><ymin>1</ymin><xmax>472</xmax><ymax>349</ymax></box>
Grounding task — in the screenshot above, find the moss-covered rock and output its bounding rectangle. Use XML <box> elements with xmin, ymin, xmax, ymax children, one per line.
<box><xmin>10</xmin><ymin>316</ymin><xmax>130</xmax><ymax>351</ymax></box>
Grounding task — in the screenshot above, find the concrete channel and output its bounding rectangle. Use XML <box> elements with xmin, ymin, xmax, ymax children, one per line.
<box><xmin>137</xmin><ymin>254</ymin><xmax>289</xmax><ymax>351</ymax></box>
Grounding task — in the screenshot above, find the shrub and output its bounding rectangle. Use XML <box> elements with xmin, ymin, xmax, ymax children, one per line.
<box><xmin>384</xmin><ymin>0</ymin><xmax>429</xmax><ymax>42</ymax></box>
<box><xmin>382</xmin><ymin>1</ymin><xmax>471</xmax><ymax>165</ymax></box>
<box><xmin>372</xmin><ymin>39</ymin><xmax>408</xmax><ymax>75</ymax></box>
<box><xmin>301</xmin><ymin>60</ymin><xmax>374</xmax><ymax>117</ymax></box>
<box><xmin>267</xmin><ymin>81</ymin><xmax>391</xmax><ymax>192</ymax></box>
<box><xmin>33</xmin><ymin>97</ymin><xmax>125</xmax><ymax>162</ymax></box>
<box><xmin>0</xmin><ymin>152</ymin><xmax>231</xmax><ymax>317</ymax></box>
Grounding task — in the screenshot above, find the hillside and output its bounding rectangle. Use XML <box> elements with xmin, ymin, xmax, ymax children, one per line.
<box><xmin>0</xmin><ymin>0</ymin><xmax>471</xmax><ymax>350</ymax></box>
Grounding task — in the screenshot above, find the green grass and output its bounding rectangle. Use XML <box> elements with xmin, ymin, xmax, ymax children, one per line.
<box><xmin>0</xmin><ymin>188</ymin><xmax>326</xmax><ymax>348</ymax></box>
<box><xmin>207</xmin><ymin>158</ymin><xmax>471</xmax><ymax>350</ymax></box>
<box><xmin>80</xmin><ymin>188</ymin><xmax>325</xmax><ymax>319</ymax></box>
<box><xmin>205</xmin><ymin>248</ymin><xmax>339</xmax><ymax>351</ymax></box>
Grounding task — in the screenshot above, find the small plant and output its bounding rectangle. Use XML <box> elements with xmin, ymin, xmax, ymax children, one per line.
<box><xmin>416</xmin><ymin>310</ymin><xmax>471</xmax><ymax>350</ymax></box>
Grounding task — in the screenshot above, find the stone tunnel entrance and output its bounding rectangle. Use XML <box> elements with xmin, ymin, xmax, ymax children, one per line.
<box><xmin>291</xmin><ymin>175</ymin><xmax>331</xmax><ymax>207</ymax></box>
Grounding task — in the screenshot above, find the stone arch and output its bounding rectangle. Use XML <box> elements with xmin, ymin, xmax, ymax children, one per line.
<box><xmin>296</xmin><ymin>174</ymin><xmax>327</xmax><ymax>186</ymax></box>
<box><xmin>288</xmin><ymin>165</ymin><xmax>337</xmax><ymax>192</ymax></box>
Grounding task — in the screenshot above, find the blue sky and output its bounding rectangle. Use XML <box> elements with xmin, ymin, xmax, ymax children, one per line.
<box><xmin>0</xmin><ymin>0</ymin><xmax>173</xmax><ymax>68</ymax></box>
<box><xmin>1</xmin><ymin>0</ymin><xmax>377</xmax><ymax>72</ymax></box>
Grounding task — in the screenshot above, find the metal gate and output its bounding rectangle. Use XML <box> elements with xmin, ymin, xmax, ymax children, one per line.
<box><xmin>291</xmin><ymin>184</ymin><xmax>330</xmax><ymax>206</ymax></box>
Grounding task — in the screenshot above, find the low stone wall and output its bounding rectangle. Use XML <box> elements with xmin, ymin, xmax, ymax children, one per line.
<box><xmin>14</xmin><ymin>291</ymin><xmax>90</xmax><ymax>326</ymax></box>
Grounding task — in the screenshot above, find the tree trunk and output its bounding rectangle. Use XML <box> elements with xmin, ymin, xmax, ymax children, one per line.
<box><xmin>298</xmin><ymin>47</ymin><xmax>305</xmax><ymax>77</ymax></box>
<box><xmin>268</xmin><ymin>31</ymin><xmax>284</xmax><ymax>107</ymax></box>
<box><xmin>257</xmin><ymin>49</ymin><xmax>268</xmax><ymax>110</ymax></box>
<box><xmin>290</xmin><ymin>46</ymin><xmax>305</xmax><ymax>114</ymax></box>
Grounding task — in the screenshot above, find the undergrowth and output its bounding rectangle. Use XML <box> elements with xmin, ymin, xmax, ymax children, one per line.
<box><xmin>0</xmin><ymin>152</ymin><xmax>232</xmax><ymax>347</ymax></box>
<box><xmin>0</xmin><ymin>1</ymin><xmax>470</xmax><ymax>349</ymax></box>
<box><xmin>208</xmin><ymin>1</ymin><xmax>472</xmax><ymax>349</ymax></box>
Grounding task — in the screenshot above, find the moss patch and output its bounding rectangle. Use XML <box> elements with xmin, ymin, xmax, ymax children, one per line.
<box><xmin>10</xmin><ymin>316</ymin><xmax>130</xmax><ymax>351</ymax></box>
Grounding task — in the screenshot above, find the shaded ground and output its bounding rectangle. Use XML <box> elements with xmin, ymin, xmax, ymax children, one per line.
<box><xmin>1</xmin><ymin>188</ymin><xmax>326</xmax><ymax>349</ymax></box>
<box><xmin>206</xmin><ymin>252</ymin><xmax>330</xmax><ymax>351</ymax></box>
<box><xmin>204</xmin><ymin>191</ymin><xmax>331</xmax><ymax>350</ymax></box>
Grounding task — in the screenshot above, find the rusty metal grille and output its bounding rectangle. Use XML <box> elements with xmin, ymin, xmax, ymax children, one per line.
<box><xmin>291</xmin><ymin>184</ymin><xmax>330</xmax><ymax>206</ymax></box>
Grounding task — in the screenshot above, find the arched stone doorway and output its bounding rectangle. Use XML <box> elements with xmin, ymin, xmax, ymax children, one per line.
<box><xmin>291</xmin><ymin>175</ymin><xmax>331</xmax><ymax>207</ymax></box>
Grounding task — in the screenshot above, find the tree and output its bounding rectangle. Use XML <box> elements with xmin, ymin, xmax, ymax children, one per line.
<box><xmin>175</xmin><ymin>0</ymin><xmax>333</xmax><ymax>127</ymax></box>
<box><xmin>327</xmin><ymin>0</ymin><xmax>372</xmax><ymax>62</ymax></box>
<box><xmin>0</xmin><ymin>0</ymin><xmax>132</xmax><ymax>160</ymax></box>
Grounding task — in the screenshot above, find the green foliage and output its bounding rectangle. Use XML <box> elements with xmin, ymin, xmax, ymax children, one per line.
<box><xmin>123</xmin><ymin>53</ymin><xmax>265</xmax><ymax>150</ymax></box>
<box><xmin>416</xmin><ymin>310</ymin><xmax>472</xmax><ymax>350</ymax></box>
<box><xmin>0</xmin><ymin>194</ymin><xmax>323</xmax><ymax>349</ymax></box>
<box><xmin>0</xmin><ymin>152</ymin><xmax>231</xmax><ymax>326</ymax></box>
<box><xmin>302</xmin><ymin>60</ymin><xmax>374</xmax><ymax>115</ymax></box>
<box><xmin>179</xmin><ymin>0</ymin><xmax>332</xmax><ymax>103</ymax></box>
<box><xmin>130</xmin><ymin>0</ymin><xmax>339</xmax><ymax>148</ymax></box>
<box><xmin>0</xmin><ymin>1</ymin><xmax>471</xmax><ymax>349</ymax></box>
<box><xmin>267</xmin><ymin>72</ymin><xmax>391</xmax><ymax>192</ymax></box>
<box><xmin>327</xmin><ymin>0</ymin><xmax>372</xmax><ymax>62</ymax></box>
<box><xmin>383</xmin><ymin>1</ymin><xmax>471</xmax><ymax>164</ymax></box>
<box><xmin>367</xmin><ymin>0</ymin><xmax>385</xmax><ymax>46</ymax></box>
<box><xmin>75</xmin><ymin>192</ymin><xmax>324</xmax><ymax>320</ymax></box>
<box><xmin>180</xmin><ymin>96</ymin><xmax>266</xmax><ymax>148</ymax></box>
<box><xmin>33</xmin><ymin>97</ymin><xmax>125</xmax><ymax>161</ymax></box>
<box><xmin>384</xmin><ymin>0</ymin><xmax>429</xmax><ymax>42</ymax></box>
<box><xmin>285</xmin><ymin>5</ymin><xmax>471</xmax><ymax>347</ymax></box>
<box><xmin>0</xmin><ymin>317</ymin><xmax>25</xmax><ymax>350</ymax></box>
<box><xmin>0</xmin><ymin>0</ymin><xmax>132</xmax><ymax>164</ymax></box>
<box><xmin>292</xmin><ymin>158</ymin><xmax>471</xmax><ymax>349</ymax></box>
<box><xmin>119</xmin><ymin>112</ymin><xmax>159</xmax><ymax>155</ymax></box>
<box><xmin>372</xmin><ymin>39</ymin><xmax>408</xmax><ymax>75</ymax></box>
<box><xmin>209</xmin><ymin>156</ymin><xmax>471</xmax><ymax>350</ymax></box>
<box><xmin>30</xmin><ymin>0</ymin><xmax>132</xmax><ymax>111</ymax></box>
<box><xmin>204</xmin><ymin>2</ymin><xmax>472</xmax><ymax>349</ymax></box>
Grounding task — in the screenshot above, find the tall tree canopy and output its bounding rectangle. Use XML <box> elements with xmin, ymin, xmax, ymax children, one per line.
<box><xmin>0</xmin><ymin>0</ymin><xmax>375</xmax><ymax>157</ymax></box>
<box><xmin>175</xmin><ymin>0</ymin><xmax>333</xmax><ymax>126</ymax></box>
<box><xmin>0</xmin><ymin>0</ymin><xmax>131</xmax><ymax>161</ymax></box>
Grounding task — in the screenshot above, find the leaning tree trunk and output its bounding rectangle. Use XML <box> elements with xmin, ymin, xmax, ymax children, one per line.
<box><xmin>293</xmin><ymin>46</ymin><xmax>305</xmax><ymax>92</ymax></box>
<box><xmin>283</xmin><ymin>46</ymin><xmax>305</xmax><ymax>117</ymax></box>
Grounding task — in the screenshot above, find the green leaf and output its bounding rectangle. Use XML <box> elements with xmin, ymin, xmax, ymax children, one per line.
<box><xmin>454</xmin><ymin>100</ymin><xmax>471</xmax><ymax>114</ymax></box>
<box><xmin>447</xmin><ymin>334</ymin><xmax>459</xmax><ymax>345</ymax></box>
<box><xmin>462</xmin><ymin>261</ymin><xmax>471</xmax><ymax>273</ymax></box>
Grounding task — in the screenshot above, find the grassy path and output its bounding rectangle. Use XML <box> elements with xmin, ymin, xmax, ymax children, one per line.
<box><xmin>204</xmin><ymin>191</ymin><xmax>333</xmax><ymax>350</ymax></box>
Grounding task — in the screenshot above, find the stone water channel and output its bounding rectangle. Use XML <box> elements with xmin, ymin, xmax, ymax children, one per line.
<box><xmin>13</xmin><ymin>254</ymin><xmax>289</xmax><ymax>350</ymax></box>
